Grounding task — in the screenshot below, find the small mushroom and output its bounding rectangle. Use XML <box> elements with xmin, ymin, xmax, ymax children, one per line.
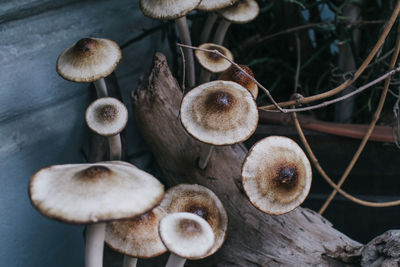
<box><xmin>29</xmin><ymin>161</ymin><xmax>164</xmax><ymax>267</ymax></box>
<box><xmin>241</xmin><ymin>136</ymin><xmax>312</xmax><ymax>215</ymax></box>
<box><xmin>219</xmin><ymin>64</ymin><xmax>258</xmax><ymax>99</ymax></box>
<box><xmin>56</xmin><ymin>37</ymin><xmax>122</xmax><ymax>97</ymax></box>
<box><xmin>85</xmin><ymin>97</ymin><xmax>128</xmax><ymax>160</ymax></box>
<box><xmin>159</xmin><ymin>212</ymin><xmax>215</xmax><ymax>267</ymax></box>
<box><xmin>195</xmin><ymin>43</ymin><xmax>233</xmax><ymax>83</ymax></box>
<box><xmin>105</xmin><ymin>206</ymin><xmax>167</xmax><ymax>267</ymax></box>
<box><xmin>213</xmin><ymin>0</ymin><xmax>260</xmax><ymax>44</ymax></box>
<box><xmin>180</xmin><ymin>80</ymin><xmax>258</xmax><ymax>169</ymax></box>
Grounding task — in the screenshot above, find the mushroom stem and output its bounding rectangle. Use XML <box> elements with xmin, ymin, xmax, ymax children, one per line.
<box><xmin>175</xmin><ymin>16</ymin><xmax>196</xmax><ymax>88</ymax></box>
<box><xmin>85</xmin><ymin>222</ymin><xmax>106</xmax><ymax>267</ymax></box>
<box><xmin>93</xmin><ymin>78</ymin><xmax>109</xmax><ymax>98</ymax></box>
<box><xmin>198</xmin><ymin>145</ymin><xmax>214</xmax><ymax>170</ymax></box>
<box><xmin>213</xmin><ymin>19</ymin><xmax>231</xmax><ymax>45</ymax></box>
<box><xmin>108</xmin><ymin>134</ymin><xmax>122</xmax><ymax>160</ymax></box>
<box><xmin>123</xmin><ymin>256</ymin><xmax>138</xmax><ymax>267</ymax></box>
<box><xmin>200</xmin><ymin>13</ymin><xmax>218</xmax><ymax>44</ymax></box>
<box><xmin>199</xmin><ymin>69</ymin><xmax>212</xmax><ymax>84</ymax></box>
<box><xmin>165</xmin><ymin>253</ymin><xmax>186</xmax><ymax>267</ymax></box>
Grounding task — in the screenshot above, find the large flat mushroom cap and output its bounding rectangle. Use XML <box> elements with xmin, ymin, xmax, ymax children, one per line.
<box><xmin>218</xmin><ymin>0</ymin><xmax>259</xmax><ymax>24</ymax></box>
<box><xmin>139</xmin><ymin>0</ymin><xmax>201</xmax><ymax>20</ymax></box>
<box><xmin>197</xmin><ymin>0</ymin><xmax>238</xmax><ymax>11</ymax></box>
<box><xmin>195</xmin><ymin>43</ymin><xmax>233</xmax><ymax>73</ymax></box>
<box><xmin>159</xmin><ymin>184</ymin><xmax>228</xmax><ymax>257</ymax></box>
<box><xmin>85</xmin><ymin>97</ymin><xmax>128</xmax><ymax>137</ymax></box>
<box><xmin>159</xmin><ymin>212</ymin><xmax>214</xmax><ymax>259</ymax></box>
<box><xmin>29</xmin><ymin>161</ymin><xmax>164</xmax><ymax>224</ymax></box>
<box><xmin>56</xmin><ymin>37</ymin><xmax>122</xmax><ymax>82</ymax></box>
<box><xmin>180</xmin><ymin>80</ymin><xmax>258</xmax><ymax>145</ymax></box>
<box><xmin>242</xmin><ymin>136</ymin><xmax>312</xmax><ymax>215</ymax></box>
<box><xmin>105</xmin><ymin>206</ymin><xmax>167</xmax><ymax>258</ymax></box>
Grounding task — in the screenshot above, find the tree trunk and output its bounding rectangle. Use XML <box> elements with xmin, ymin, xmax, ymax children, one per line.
<box><xmin>131</xmin><ymin>53</ymin><xmax>388</xmax><ymax>266</ymax></box>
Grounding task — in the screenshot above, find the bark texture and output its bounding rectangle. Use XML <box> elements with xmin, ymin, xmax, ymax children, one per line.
<box><xmin>131</xmin><ymin>53</ymin><xmax>375</xmax><ymax>266</ymax></box>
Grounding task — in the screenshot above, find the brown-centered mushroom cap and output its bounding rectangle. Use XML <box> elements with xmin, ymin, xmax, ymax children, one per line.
<box><xmin>159</xmin><ymin>184</ymin><xmax>228</xmax><ymax>257</ymax></box>
<box><xmin>159</xmin><ymin>212</ymin><xmax>215</xmax><ymax>260</ymax></box>
<box><xmin>139</xmin><ymin>0</ymin><xmax>202</xmax><ymax>20</ymax></box>
<box><xmin>56</xmin><ymin>37</ymin><xmax>122</xmax><ymax>82</ymax></box>
<box><xmin>219</xmin><ymin>64</ymin><xmax>258</xmax><ymax>99</ymax></box>
<box><xmin>85</xmin><ymin>97</ymin><xmax>128</xmax><ymax>137</ymax></box>
<box><xmin>197</xmin><ymin>0</ymin><xmax>238</xmax><ymax>11</ymax></box>
<box><xmin>29</xmin><ymin>161</ymin><xmax>164</xmax><ymax>224</ymax></box>
<box><xmin>241</xmin><ymin>136</ymin><xmax>312</xmax><ymax>215</ymax></box>
<box><xmin>195</xmin><ymin>43</ymin><xmax>233</xmax><ymax>73</ymax></box>
<box><xmin>105</xmin><ymin>206</ymin><xmax>167</xmax><ymax>258</ymax></box>
<box><xmin>180</xmin><ymin>80</ymin><xmax>258</xmax><ymax>145</ymax></box>
<box><xmin>217</xmin><ymin>0</ymin><xmax>260</xmax><ymax>24</ymax></box>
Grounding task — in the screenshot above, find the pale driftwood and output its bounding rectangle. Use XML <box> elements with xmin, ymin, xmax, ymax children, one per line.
<box><xmin>131</xmin><ymin>53</ymin><xmax>393</xmax><ymax>266</ymax></box>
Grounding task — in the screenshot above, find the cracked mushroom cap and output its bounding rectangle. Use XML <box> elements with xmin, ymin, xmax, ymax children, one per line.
<box><xmin>29</xmin><ymin>161</ymin><xmax>164</xmax><ymax>224</ymax></box>
<box><xmin>180</xmin><ymin>80</ymin><xmax>258</xmax><ymax>146</ymax></box>
<box><xmin>56</xmin><ymin>37</ymin><xmax>122</xmax><ymax>82</ymax></box>
<box><xmin>105</xmin><ymin>206</ymin><xmax>168</xmax><ymax>258</ymax></box>
<box><xmin>159</xmin><ymin>184</ymin><xmax>228</xmax><ymax>257</ymax></box>
<box><xmin>139</xmin><ymin>0</ymin><xmax>202</xmax><ymax>20</ymax></box>
<box><xmin>218</xmin><ymin>0</ymin><xmax>259</xmax><ymax>24</ymax></box>
<box><xmin>85</xmin><ymin>97</ymin><xmax>128</xmax><ymax>137</ymax></box>
<box><xmin>242</xmin><ymin>136</ymin><xmax>312</xmax><ymax>215</ymax></box>
<box><xmin>197</xmin><ymin>0</ymin><xmax>238</xmax><ymax>11</ymax></box>
<box><xmin>219</xmin><ymin>64</ymin><xmax>258</xmax><ymax>99</ymax></box>
<box><xmin>159</xmin><ymin>212</ymin><xmax>215</xmax><ymax>260</ymax></box>
<box><xmin>195</xmin><ymin>43</ymin><xmax>233</xmax><ymax>73</ymax></box>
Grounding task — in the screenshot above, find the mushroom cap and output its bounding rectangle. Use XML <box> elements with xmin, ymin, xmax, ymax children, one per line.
<box><xmin>139</xmin><ymin>0</ymin><xmax>202</xmax><ymax>20</ymax></box>
<box><xmin>241</xmin><ymin>136</ymin><xmax>312</xmax><ymax>215</ymax></box>
<box><xmin>159</xmin><ymin>184</ymin><xmax>228</xmax><ymax>257</ymax></box>
<box><xmin>105</xmin><ymin>206</ymin><xmax>168</xmax><ymax>258</ymax></box>
<box><xmin>195</xmin><ymin>43</ymin><xmax>233</xmax><ymax>73</ymax></box>
<box><xmin>29</xmin><ymin>161</ymin><xmax>164</xmax><ymax>224</ymax></box>
<box><xmin>159</xmin><ymin>212</ymin><xmax>215</xmax><ymax>259</ymax></box>
<box><xmin>219</xmin><ymin>64</ymin><xmax>258</xmax><ymax>99</ymax></box>
<box><xmin>180</xmin><ymin>80</ymin><xmax>258</xmax><ymax>145</ymax></box>
<box><xmin>197</xmin><ymin>0</ymin><xmax>238</xmax><ymax>11</ymax></box>
<box><xmin>218</xmin><ymin>0</ymin><xmax>260</xmax><ymax>24</ymax></box>
<box><xmin>85</xmin><ymin>97</ymin><xmax>128</xmax><ymax>137</ymax></box>
<box><xmin>56</xmin><ymin>37</ymin><xmax>122</xmax><ymax>82</ymax></box>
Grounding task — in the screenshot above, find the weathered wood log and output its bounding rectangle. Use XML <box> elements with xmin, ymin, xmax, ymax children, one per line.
<box><xmin>131</xmin><ymin>53</ymin><xmax>373</xmax><ymax>266</ymax></box>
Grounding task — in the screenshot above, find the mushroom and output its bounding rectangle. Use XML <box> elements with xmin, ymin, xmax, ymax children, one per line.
<box><xmin>219</xmin><ymin>64</ymin><xmax>258</xmax><ymax>99</ymax></box>
<box><xmin>56</xmin><ymin>37</ymin><xmax>122</xmax><ymax>98</ymax></box>
<box><xmin>85</xmin><ymin>97</ymin><xmax>128</xmax><ymax>160</ymax></box>
<box><xmin>29</xmin><ymin>161</ymin><xmax>164</xmax><ymax>267</ymax></box>
<box><xmin>195</xmin><ymin>43</ymin><xmax>233</xmax><ymax>84</ymax></box>
<box><xmin>105</xmin><ymin>206</ymin><xmax>167</xmax><ymax>267</ymax></box>
<box><xmin>159</xmin><ymin>212</ymin><xmax>215</xmax><ymax>267</ymax></box>
<box><xmin>139</xmin><ymin>0</ymin><xmax>201</xmax><ymax>88</ymax></box>
<box><xmin>213</xmin><ymin>0</ymin><xmax>260</xmax><ymax>45</ymax></box>
<box><xmin>180</xmin><ymin>80</ymin><xmax>258</xmax><ymax>169</ymax></box>
<box><xmin>159</xmin><ymin>184</ymin><xmax>228</xmax><ymax>257</ymax></box>
<box><xmin>241</xmin><ymin>136</ymin><xmax>312</xmax><ymax>215</ymax></box>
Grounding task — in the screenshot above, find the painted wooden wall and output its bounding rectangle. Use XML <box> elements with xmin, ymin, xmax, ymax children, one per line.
<box><xmin>0</xmin><ymin>1</ymin><xmax>169</xmax><ymax>266</ymax></box>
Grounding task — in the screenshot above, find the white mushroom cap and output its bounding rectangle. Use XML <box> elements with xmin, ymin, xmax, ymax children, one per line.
<box><xmin>242</xmin><ymin>136</ymin><xmax>312</xmax><ymax>215</ymax></box>
<box><xmin>56</xmin><ymin>37</ymin><xmax>122</xmax><ymax>82</ymax></box>
<box><xmin>105</xmin><ymin>206</ymin><xmax>167</xmax><ymax>258</ymax></box>
<box><xmin>218</xmin><ymin>0</ymin><xmax>260</xmax><ymax>24</ymax></box>
<box><xmin>159</xmin><ymin>212</ymin><xmax>214</xmax><ymax>259</ymax></box>
<box><xmin>140</xmin><ymin>0</ymin><xmax>202</xmax><ymax>20</ymax></box>
<box><xmin>195</xmin><ymin>43</ymin><xmax>233</xmax><ymax>73</ymax></box>
<box><xmin>85</xmin><ymin>97</ymin><xmax>128</xmax><ymax>137</ymax></box>
<box><xmin>29</xmin><ymin>161</ymin><xmax>164</xmax><ymax>224</ymax></box>
<box><xmin>197</xmin><ymin>0</ymin><xmax>238</xmax><ymax>11</ymax></box>
<box><xmin>180</xmin><ymin>80</ymin><xmax>258</xmax><ymax>145</ymax></box>
<box><xmin>219</xmin><ymin>64</ymin><xmax>258</xmax><ymax>99</ymax></box>
<box><xmin>159</xmin><ymin>184</ymin><xmax>228</xmax><ymax>256</ymax></box>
